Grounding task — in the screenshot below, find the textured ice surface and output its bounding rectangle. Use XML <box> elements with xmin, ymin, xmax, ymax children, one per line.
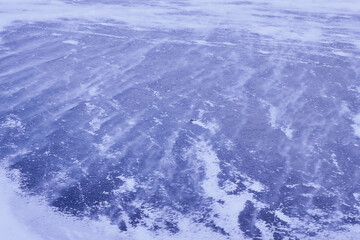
<box><xmin>1</xmin><ymin>0</ymin><xmax>360</xmax><ymax>239</ymax></box>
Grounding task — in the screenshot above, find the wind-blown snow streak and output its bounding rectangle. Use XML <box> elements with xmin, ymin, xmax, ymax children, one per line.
<box><xmin>0</xmin><ymin>0</ymin><xmax>359</xmax><ymax>45</ymax></box>
<box><xmin>1</xmin><ymin>0</ymin><xmax>360</xmax><ymax>239</ymax></box>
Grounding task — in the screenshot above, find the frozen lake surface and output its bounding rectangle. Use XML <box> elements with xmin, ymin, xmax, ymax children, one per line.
<box><xmin>1</xmin><ymin>0</ymin><xmax>360</xmax><ymax>239</ymax></box>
